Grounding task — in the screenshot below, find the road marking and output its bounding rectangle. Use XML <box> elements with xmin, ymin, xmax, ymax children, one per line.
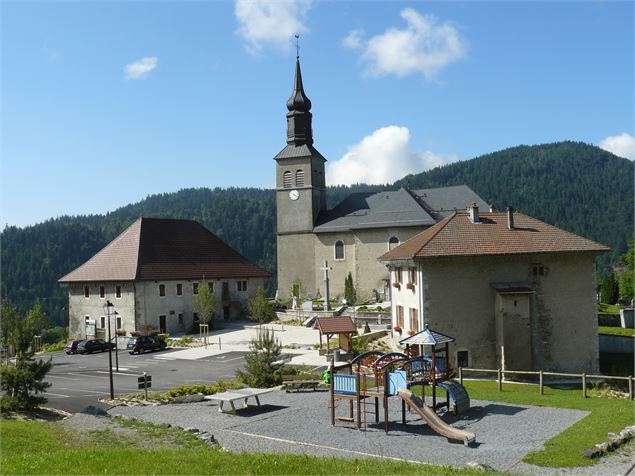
<box><xmin>95</xmin><ymin>371</ymin><xmax>141</xmax><ymax>377</ymax></box>
<box><xmin>43</xmin><ymin>392</ymin><xmax>71</xmax><ymax>398</ymax></box>
<box><xmin>67</xmin><ymin>372</ymin><xmax>109</xmax><ymax>378</ymax></box>
<box><xmin>55</xmin><ymin>388</ymin><xmax>105</xmax><ymax>395</ymax></box>
<box><xmin>47</xmin><ymin>375</ymin><xmax>81</xmax><ymax>381</ymax></box>
<box><xmin>153</xmin><ymin>356</ymin><xmax>176</xmax><ymax>361</ymax></box>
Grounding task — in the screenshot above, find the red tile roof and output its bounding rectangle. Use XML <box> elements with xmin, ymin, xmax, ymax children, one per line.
<box><xmin>314</xmin><ymin>316</ymin><xmax>357</xmax><ymax>335</ymax></box>
<box><xmin>59</xmin><ymin>218</ymin><xmax>271</xmax><ymax>282</ymax></box>
<box><xmin>379</xmin><ymin>211</ymin><xmax>610</xmax><ymax>261</ymax></box>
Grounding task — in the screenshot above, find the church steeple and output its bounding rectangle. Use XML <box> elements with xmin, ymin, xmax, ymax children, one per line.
<box><xmin>285</xmin><ymin>57</ymin><xmax>313</xmax><ymax>146</ymax></box>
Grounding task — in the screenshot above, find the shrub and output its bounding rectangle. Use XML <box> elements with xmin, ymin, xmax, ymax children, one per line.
<box><xmin>235</xmin><ymin>328</ymin><xmax>284</xmax><ymax>388</ymax></box>
<box><xmin>41</xmin><ymin>340</ymin><xmax>65</xmax><ymax>353</ymax></box>
<box><xmin>164</xmin><ymin>380</ymin><xmax>243</xmax><ymax>399</ymax></box>
<box><xmin>248</xmin><ymin>287</ymin><xmax>276</xmax><ymax>325</ymax></box>
<box><xmin>41</xmin><ymin>326</ymin><xmax>67</xmax><ymax>344</ymax></box>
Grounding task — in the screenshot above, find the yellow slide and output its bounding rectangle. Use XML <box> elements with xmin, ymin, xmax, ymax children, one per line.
<box><xmin>397</xmin><ymin>388</ymin><xmax>476</xmax><ymax>446</ymax></box>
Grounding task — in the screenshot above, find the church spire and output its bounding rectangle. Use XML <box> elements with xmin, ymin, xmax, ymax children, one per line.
<box><xmin>285</xmin><ymin>56</ymin><xmax>313</xmax><ymax>146</ymax></box>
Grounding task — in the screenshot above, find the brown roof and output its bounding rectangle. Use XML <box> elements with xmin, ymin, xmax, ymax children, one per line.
<box><xmin>379</xmin><ymin>211</ymin><xmax>610</xmax><ymax>261</ymax></box>
<box><xmin>313</xmin><ymin>316</ymin><xmax>357</xmax><ymax>335</ymax></box>
<box><xmin>59</xmin><ymin>218</ymin><xmax>271</xmax><ymax>282</ymax></box>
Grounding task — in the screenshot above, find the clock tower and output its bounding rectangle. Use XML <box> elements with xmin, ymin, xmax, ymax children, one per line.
<box><xmin>274</xmin><ymin>56</ymin><xmax>326</xmax><ymax>296</ymax></box>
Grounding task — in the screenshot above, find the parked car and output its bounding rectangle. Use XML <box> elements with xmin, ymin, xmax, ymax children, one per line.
<box><xmin>64</xmin><ymin>339</ymin><xmax>85</xmax><ymax>355</ymax></box>
<box><xmin>127</xmin><ymin>336</ymin><xmax>166</xmax><ymax>354</ymax></box>
<box><xmin>77</xmin><ymin>339</ymin><xmax>115</xmax><ymax>354</ymax></box>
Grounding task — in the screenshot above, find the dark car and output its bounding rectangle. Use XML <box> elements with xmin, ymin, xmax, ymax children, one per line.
<box><xmin>127</xmin><ymin>336</ymin><xmax>166</xmax><ymax>354</ymax></box>
<box><xmin>77</xmin><ymin>339</ymin><xmax>115</xmax><ymax>354</ymax></box>
<box><xmin>64</xmin><ymin>339</ymin><xmax>85</xmax><ymax>355</ymax></box>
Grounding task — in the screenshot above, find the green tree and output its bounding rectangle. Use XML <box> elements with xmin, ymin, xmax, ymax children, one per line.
<box><xmin>248</xmin><ymin>287</ymin><xmax>275</xmax><ymax>326</ymax></box>
<box><xmin>193</xmin><ymin>282</ymin><xmax>217</xmax><ymax>330</ymax></box>
<box><xmin>235</xmin><ymin>328</ymin><xmax>284</xmax><ymax>388</ymax></box>
<box><xmin>601</xmin><ymin>272</ymin><xmax>619</xmax><ymax>305</ymax></box>
<box><xmin>619</xmin><ymin>240</ymin><xmax>634</xmax><ymax>301</ymax></box>
<box><xmin>0</xmin><ymin>301</ymin><xmax>52</xmax><ymax>411</ymax></box>
<box><xmin>344</xmin><ymin>272</ymin><xmax>357</xmax><ymax>306</ymax></box>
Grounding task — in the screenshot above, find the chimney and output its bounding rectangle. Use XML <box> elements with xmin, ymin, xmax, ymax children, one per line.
<box><xmin>489</xmin><ymin>204</ymin><xmax>494</xmax><ymax>213</ymax></box>
<box><xmin>469</xmin><ymin>202</ymin><xmax>480</xmax><ymax>223</ymax></box>
<box><xmin>507</xmin><ymin>206</ymin><xmax>514</xmax><ymax>230</ymax></box>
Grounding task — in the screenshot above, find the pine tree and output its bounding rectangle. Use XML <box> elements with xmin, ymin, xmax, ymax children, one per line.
<box><xmin>344</xmin><ymin>272</ymin><xmax>357</xmax><ymax>306</ymax></box>
<box><xmin>601</xmin><ymin>273</ymin><xmax>619</xmax><ymax>305</ymax></box>
<box><xmin>235</xmin><ymin>328</ymin><xmax>283</xmax><ymax>388</ymax></box>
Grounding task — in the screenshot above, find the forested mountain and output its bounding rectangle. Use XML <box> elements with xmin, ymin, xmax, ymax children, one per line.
<box><xmin>2</xmin><ymin>141</ymin><xmax>632</xmax><ymax>326</ymax></box>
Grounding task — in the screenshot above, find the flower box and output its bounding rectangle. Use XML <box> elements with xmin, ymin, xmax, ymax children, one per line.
<box><xmin>407</xmin><ymin>329</ymin><xmax>415</xmax><ymax>336</ymax></box>
<box><xmin>392</xmin><ymin>282</ymin><xmax>401</xmax><ymax>289</ymax></box>
<box><xmin>406</xmin><ymin>282</ymin><xmax>415</xmax><ymax>290</ymax></box>
<box><xmin>393</xmin><ymin>325</ymin><xmax>402</xmax><ymax>333</ymax></box>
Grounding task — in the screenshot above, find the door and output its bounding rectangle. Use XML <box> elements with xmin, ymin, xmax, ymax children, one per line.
<box><xmin>222</xmin><ymin>282</ymin><xmax>230</xmax><ymax>301</ymax></box>
<box><xmin>223</xmin><ymin>306</ymin><xmax>230</xmax><ymax>321</ymax></box>
<box><xmin>159</xmin><ymin>315</ymin><xmax>167</xmax><ymax>334</ymax></box>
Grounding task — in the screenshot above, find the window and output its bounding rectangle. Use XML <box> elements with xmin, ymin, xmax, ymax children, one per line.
<box><xmin>395</xmin><ymin>267</ymin><xmax>403</xmax><ymax>284</ymax></box>
<box><xmin>192</xmin><ymin>283</ymin><xmax>199</xmax><ymax>295</ymax></box>
<box><xmin>237</xmin><ymin>280</ymin><xmax>248</xmax><ymax>292</ymax></box>
<box><xmin>457</xmin><ymin>350</ymin><xmax>469</xmax><ymax>369</ymax></box>
<box><xmin>100</xmin><ymin>316</ymin><xmax>106</xmax><ymax>329</ymax></box>
<box><xmin>334</xmin><ymin>240</ymin><xmax>345</xmax><ymax>260</ymax></box>
<box><xmin>178</xmin><ymin>313</ymin><xmax>183</xmax><ymax>325</ymax></box>
<box><xmin>409</xmin><ymin>308</ymin><xmax>419</xmax><ymax>333</ymax></box>
<box><xmin>116</xmin><ymin>316</ymin><xmax>122</xmax><ymax>329</ymax></box>
<box><xmin>176</xmin><ymin>283</ymin><xmax>182</xmax><ymax>296</ymax></box>
<box><xmin>396</xmin><ymin>306</ymin><xmax>404</xmax><ymax>329</ymax></box>
<box><xmin>99</xmin><ymin>286</ymin><xmax>105</xmax><ymax>299</ymax></box>
<box><xmin>208</xmin><ymin>282</ymin><xmax>214</xmax><ymax>293</ymax></box>
<box><xmin>115</xmin><ymin>285</ymin><xmax>122</xmax><ymax>299</ymax></box>
<box><xmin>295</xmin><ymin>169</ymin><xmax>305</xmax><ymax>187</ymax></box>
<box><xmin>408</xmin><ymin>267</ymin><xmax>417</xmax><ymax>285</ymax></box>
<box><xmin>159</xmin><ymin>284</ymin><xmax>165</xmax><ymax>297</ymax></box>
<box><xmin>388</xmin><ymin>236</ymin><xmax>399</xmax><ymax>251</ymax></box>
<box><xmin>532</xmin><ymin>264</ymin><xmax>545</xmax><ymax>277</ymax></box>
<box><xmin>85</xmin><ymin>316</ymin><xmax>90</xmax><ymax>324</ymax></box>
<box><xmin>283</xmin><ymin>171</ymin><xmax>292</xmax><ymax>188</ymax></box>
<box><xmin>84</xmin><ymin>286</ymin><xmax>90</xmax><ymax>298</ymax></box>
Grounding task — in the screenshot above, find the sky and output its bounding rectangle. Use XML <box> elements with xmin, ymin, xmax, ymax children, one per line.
<box><xmin>1</xmin><ymin>1</ymin><xmax>634</xmax><ymax>228</ymax></box>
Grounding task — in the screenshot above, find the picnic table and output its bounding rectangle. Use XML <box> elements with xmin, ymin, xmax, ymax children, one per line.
<box><xmin>204</xmin><ymin>387</ymin><xmax>273</xmax><ymax>413</ymax></box>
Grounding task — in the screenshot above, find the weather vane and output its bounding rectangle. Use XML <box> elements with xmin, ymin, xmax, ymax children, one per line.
<box><xmin>295</xmin><ymin>34</ymin><xmax>300</xmax><ymax>59</ymax></box>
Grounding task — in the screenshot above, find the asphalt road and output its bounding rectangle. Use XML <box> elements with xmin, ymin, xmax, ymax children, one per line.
<box><xmin>41</xmin><ymin>348</ymin><xmax>247</xmax><ymax>413</ymax></box>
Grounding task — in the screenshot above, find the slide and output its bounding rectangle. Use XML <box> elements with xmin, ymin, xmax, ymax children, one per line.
<box><xmin>397</xmin><ymin>388</ymin><xmax>476</xmax><ymax>446</ymax></box>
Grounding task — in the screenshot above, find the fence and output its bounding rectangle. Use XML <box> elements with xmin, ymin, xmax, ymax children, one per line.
<box><xmin>458</xmin><ymin>367</ymin><xmax>635</xmax><ymax>400</ymax></box>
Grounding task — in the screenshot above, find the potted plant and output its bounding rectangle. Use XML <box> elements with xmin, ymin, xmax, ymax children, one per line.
<box><xmin>406</xmin><ymin>282</ymin><xmax>415</xmax><ymax>290</ymax></box>
<box><xmin>392</xmin><ymin>282</ymin><xmax>400</xmax><ymax>289</ymax></box>
<box><xmin>393</xmin><ymin>325</ymin><xmax>402</xmax><ymax>335</ymax></box>
<box><xmin>407</xmin><ymin>329</ymin><xmax>415</xmax><ymax>336</ymax></box>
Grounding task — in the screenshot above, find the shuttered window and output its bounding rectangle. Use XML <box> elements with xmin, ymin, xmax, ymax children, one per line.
<box><xmin>283</xmin><ymin>171</ymin><xmax>292</xmax><ymax>188</ymax></box>
<box><xmin>295</xmin><ymin>169</ymin><xmax>305</xmax><ymax>187</ymax></box>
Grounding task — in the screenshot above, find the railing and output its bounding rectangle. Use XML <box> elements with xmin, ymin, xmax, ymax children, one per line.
<box><xmin>458</xmin><ymin>367</ymin><xmax>634</xmax><ymax>400</ymax></box>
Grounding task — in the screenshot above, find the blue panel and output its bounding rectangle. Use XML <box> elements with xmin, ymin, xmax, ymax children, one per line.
<box><xmin>387</xmin><ymin>370</ymin><xmax>407</xmax><ymax>396</ymax></box>
<box><xmin>334</xmin><ymin>374</ymin><xmax>357</xmax><ymax>395</ymax></box>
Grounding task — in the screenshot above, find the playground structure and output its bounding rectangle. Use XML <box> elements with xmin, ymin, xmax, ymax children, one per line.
<box><xmin>329</xmin><ymin>326</ymin><xmax>476</xmax><ymax>446</ymax></box>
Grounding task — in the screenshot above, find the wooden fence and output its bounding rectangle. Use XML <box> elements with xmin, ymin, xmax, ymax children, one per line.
<box><xmin>458</xmin><ymin>367</ymin><xmax>634</xmax><ymax>400</ymax></box>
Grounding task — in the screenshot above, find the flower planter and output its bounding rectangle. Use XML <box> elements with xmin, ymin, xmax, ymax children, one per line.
<box><xmin>406</xmin><ymin>282</ymin><xmax>415</xmax><ymax>290</ymax></box>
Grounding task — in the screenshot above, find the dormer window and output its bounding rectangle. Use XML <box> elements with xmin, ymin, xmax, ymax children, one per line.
<box><xmin>283</xmin><ymin>171</ymin><xmax>292</xmax><ymax>188</ymax></box>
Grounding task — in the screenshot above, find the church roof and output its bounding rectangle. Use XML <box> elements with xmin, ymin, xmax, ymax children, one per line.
<box><xmin>313</xmin><ymin>185</ymin><xmax>488</xmax><ymax>233</ymax></box>
<box><xmin>273</xmin><ymin>144</ymin><xmax>326</xmax><ymax>161</ymax></box>
<box><xmin>379</xmin><ymin>210</ymin><xmax>610</xmax><ymax>261</ymax></box>
<box><xmin>59</xmin><ymin>218</ymin><xmax>271</xmax><ymax>283</ymax></box>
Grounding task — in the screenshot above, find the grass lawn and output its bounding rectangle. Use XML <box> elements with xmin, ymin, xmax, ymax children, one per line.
<box><xmin>599</xmin><ymin>326</ymin><xmax>634</xmax><ymax>337</ymax></box>
<box><xmin>461</xmin><ymin>380</ymin><xmax>635</xmax><ymax>468</ymax></box>
<box><xmin>598</xmin><ymin>303</ymin><xmax>621</xmax><ymax>314</ymax></box>
<box><xmin>0</xmin><ymin>418</ymin><xmax>490</xmax><ymax>475</ymax></box>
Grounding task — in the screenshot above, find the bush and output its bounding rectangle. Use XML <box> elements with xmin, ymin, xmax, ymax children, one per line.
<box><xmin>41</xmin><ymin>326</ymin><xmax>66</xmax><ymax>344</ymax></box>
<box><xmin>235</xmin><ymin>328</ymin><xmax>284</xmax><ymax>388</ymax></box>
<box><xmin>41</xmin><ymin>340</ymin><xmax>65</xmax><ymax>353</ymax></box>
<box><xmin>164</xmin><ymin>380</ymin><xmax>243</xmax><ymax>399</ymax></box>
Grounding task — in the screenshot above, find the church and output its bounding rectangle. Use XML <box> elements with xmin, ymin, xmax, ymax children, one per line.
<box><xmin>274</xmin><ymin>57</ymin><xmax>488</xmax><ymax>301</ymax></box>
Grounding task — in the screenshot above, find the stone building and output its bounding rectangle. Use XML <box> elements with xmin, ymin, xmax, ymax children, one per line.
<box><xmin>275</xmin><ymin>57</ymin><xmax>487</xmax><ymax>301</ymax></box>
<box><xmin>379</xmin><ymin>204</ymin><xmax>610</xmax><ymax>373</ymax></box>
<box><xmin>59</xmin><ymin>217</ymin><xmax>270</xmax><ymax>338</ymax></box>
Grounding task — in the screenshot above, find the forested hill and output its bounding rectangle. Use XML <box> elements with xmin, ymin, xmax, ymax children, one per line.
<box><xmin>2</xmin><ymin>141</ymin><xmax>632</xmax><ymax>326</ymax></box>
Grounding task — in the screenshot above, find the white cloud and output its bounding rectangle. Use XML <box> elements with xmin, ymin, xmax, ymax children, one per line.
<box><xmin>599</xmin><ymin>133</ymin><xmax>635</xmax><ymax>160</ymax></box>
<box><xmin>235</xmin><ymin>0</ymin><xmax>311</xmax><ymax>54</ymax></box>
<box><xmin>342</xmin><ymin>29</ymin><xmax>363</xmax><ymax>50</ymax></box>
<box><xmin>326</xmin><ymin>126</ymin><xmax>458</xmax><ymax>186</ymax></box>
<box><xmin>125</xmin><ymin>57</ymin><xmax>158</xmax><ymax>80</ymax></box>
<box><xmin>346</xmin><ymin>8</ymin><xmax>467</xmax><ymax>79</ymax></box>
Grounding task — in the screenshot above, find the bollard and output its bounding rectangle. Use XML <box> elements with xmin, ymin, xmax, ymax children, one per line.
<box><xmin>629</xmin><ymin>376</ymin><xmax>633</xmax><ymax>401</ymax></box>
<box><xmin>498</xmin><ymin>368</ymin><xmax>502</xmax><ymax>392</ymax></box>
<box><xmin>144</xmin><ymin>372</ymin><xmax>148</xmax><ymax>401</ymax></box>
<box><xmin>582</xmin><ymin>373</ymin><xmax>586</xmax><ymax>398</ymax></box>
<box><xmin>539</xmin><ymin>370</ymin><xmax>544</xmax><ymax>395</ymax></box>
<box><xmin>219</xmin><ymin>336</ymin><xmax>221</xmax><ymax>351</ymax></box>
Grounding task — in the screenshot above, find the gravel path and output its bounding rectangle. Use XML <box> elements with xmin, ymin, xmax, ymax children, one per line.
<box><xmin>106</xmin><ymin>390</ymin><xmax>613</xmax><ymax>473</ymax></box>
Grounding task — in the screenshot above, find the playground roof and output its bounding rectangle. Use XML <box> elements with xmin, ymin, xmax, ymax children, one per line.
<box><xmin>313</xmin><ymin>316</ymin><xmax>356</xmax><ymax>335</ymax></box>
<box><xmin>399</xmin><ymin>325</ymin><xmax>455</xmax><ymax>346</ymax></box>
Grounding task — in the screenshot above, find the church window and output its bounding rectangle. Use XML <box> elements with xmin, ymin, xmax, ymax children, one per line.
<box><xmin>388</xmin><ymin>236</ymin><xmax>399</xmax><ymax>250</ymax></box>
<box><xmin>295</xmin><ymin>169</ymin><xmax>305</xmax><ymax>187</ymax></box>
<box><xmin>334</xmin><ymin>240</ymin><xmax>345</xmax><ymax>260</ymax></box>
<box><xmin>283</xmin><ymin>171</ymin><xmax>292</xmax><ymax>188</ymax></box>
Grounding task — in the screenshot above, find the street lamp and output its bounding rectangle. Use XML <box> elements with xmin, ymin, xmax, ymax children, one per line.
<box><xmin>104</xmin><ymin>300</ymin><xmax>115</xmax><ymax>399</ymax></box>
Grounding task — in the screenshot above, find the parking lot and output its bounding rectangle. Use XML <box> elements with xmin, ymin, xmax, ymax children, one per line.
<box><xmin>42</xmin><ymin>348</ymin><xmax>248</xmax><ymax>413</ymax></box>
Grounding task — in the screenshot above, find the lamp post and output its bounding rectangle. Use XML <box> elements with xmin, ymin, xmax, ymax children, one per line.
<box><xmin>104</xmin><ymin>300</ymin><xmax>115</xmax><ymax>399</ymax></box>
<box><xmin>113</xmin><ymin>311</ymin><xmax>119</xmax><ymax>372</ymax></box>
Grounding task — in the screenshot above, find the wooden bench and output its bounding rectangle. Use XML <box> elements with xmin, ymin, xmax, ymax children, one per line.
<box><xmin>204</xmin><ymin>387</ymin><xmax>273</xmax><ymax>413</ymax></box>
<box><xmin>282</xmin><ymin>374</ymin><xmax>323</xmax><ymax>392</ymax></box>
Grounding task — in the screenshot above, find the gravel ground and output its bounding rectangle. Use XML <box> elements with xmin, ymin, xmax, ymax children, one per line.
<box><xmin>106</xmin><ymin>390</ymin><xmax>615</xmax><ymax>473</ymax></box>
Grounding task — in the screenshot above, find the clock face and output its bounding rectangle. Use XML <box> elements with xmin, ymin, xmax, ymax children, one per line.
<box><xmin>289</xmin><ymin>190</ymin><xmax>299</xmax><ymax>201</ymax></box>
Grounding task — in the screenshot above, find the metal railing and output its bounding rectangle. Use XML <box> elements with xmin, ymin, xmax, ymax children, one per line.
<box><xmin>458</xmin><ymin>367</ymin><xmax>634</xmax><ymax>400</ymax></box>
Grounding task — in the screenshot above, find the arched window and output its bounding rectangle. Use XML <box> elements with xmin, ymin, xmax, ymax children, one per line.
<box><xmin>295</xmin><ymin>169</ymin><xmax>305</xmax><ymax>187</ymax></box>
<box><xmin>334</xmin><ymin>240</ymin><xmax>345</xmax><ymax>260</ymax></box>
<box><xmin>388</xmin><ymin>236</ymin><xmax>399</xmax><ymax>250</ymax></box>
<box><xmin>283</xmin><ymin>171</ymin><xmax>292</xmax><ymax>188</ymax></box>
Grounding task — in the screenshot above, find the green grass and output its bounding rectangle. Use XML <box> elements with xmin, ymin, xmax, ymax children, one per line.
<box><xmin>460</xmin><ymin>380</ymin><xmax>635</xmax><ymax>468</ymax></box>
<box><xmin>598</xmin><ymin>303</ymin><xmax>621</xmax><ymax>314</ymax></box>
<box><xmin>0</xmin><ymin>419</ymin><xmax>492</xmax><ymax>475</ymax></box>
<box><xmin>599</xmin><ymin>326</ymin><xmax>634</xmax><ymax>337</ymax></box>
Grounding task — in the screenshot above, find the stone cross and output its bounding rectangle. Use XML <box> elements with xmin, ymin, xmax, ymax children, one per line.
<box><xmin>320</xmin><ymin>260</ymin><xmax>331</xmax><ymax>311</ymax></box>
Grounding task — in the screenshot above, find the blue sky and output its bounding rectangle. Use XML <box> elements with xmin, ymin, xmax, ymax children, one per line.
<box><xmin>2</xmin><ymin>1</ymin><xmax>633</xmax><ymax>227</ymax></box>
